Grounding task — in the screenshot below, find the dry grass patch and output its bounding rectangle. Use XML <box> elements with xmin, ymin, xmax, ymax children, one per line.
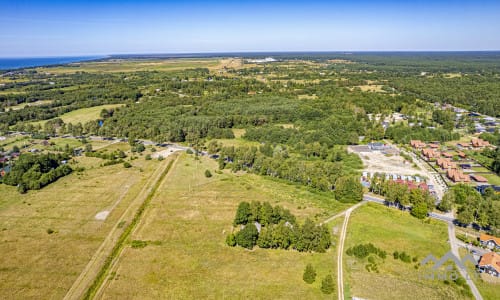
<box><xmin>98</xmin><ymin>154</ymin><xmax>349</xmax><ymax>299</ymax></box>
<box><xmin>0</xmin><ymin>157</ymin><xmax>161</xmax><ymax>299</ymax></box>
<box><xmin>344</xmin><ymin>203</ymin><xmax>471</xmax><ymax>299</ymax></box>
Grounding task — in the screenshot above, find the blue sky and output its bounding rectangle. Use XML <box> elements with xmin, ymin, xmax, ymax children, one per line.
<box><xmin>1</xmin><ymin>0</ymin><xmax>499</xmax><ymax>57</ymax></box>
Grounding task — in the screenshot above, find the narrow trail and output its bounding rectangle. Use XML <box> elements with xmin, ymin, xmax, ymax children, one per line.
<box><xmin>336</xmin><ymin>205</ymin><xmax>361</xmax><ymax>300</ymax></box>
<box><xmin>93</xmin><ymin>154</ymin><xmax>181</xmax><ymax>299</ymax></box>
<box><xmin>63</xmin><ymin>155</ymin><xmax>178</xmax><ymax>300</ymax></box>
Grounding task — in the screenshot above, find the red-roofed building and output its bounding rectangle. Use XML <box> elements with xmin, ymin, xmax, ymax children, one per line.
<box><xmin>478</xmin><ymin>252</ymin><xmax>500</xmax><ymax>277</ymax></box>
<box><xmin>437</xmin><ymin>158</ymin><xmax>457</xmax><ymax>169</ymax></box>
<box><xmin>410</xmin><ymin>140</ymin><xmax>426</xmax><ymax>149</ymax></box>
<box><xmin>442</xmin><ymin>152</ymin><xmax>454</xmax><ymax>158</ymax></box>
<box><xmin>422</xmin><ymin>148</ymin><xmax>440</xmax><ymax>160</ymax></box>
<box><xmin>480</xmin><ymin>233</ymin><xmax>500</xmax><ymax>250</ymax></box>
<box><xmin>470</xmin><ymin>174</ymin><xmax>488</xmax><ymax>183</ymax></box>
<box><xmin>472</xmin><ymin>138</ymin><xmax>491</xmax><ymax>148</ymax></box>
<box><xmin>447</xmin><ymin>169</ymin><xmax>470</xmax><ymax>183</ymax></box>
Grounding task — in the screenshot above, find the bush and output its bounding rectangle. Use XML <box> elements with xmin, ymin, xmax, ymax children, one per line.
<box><xmin>303</xmin><ymin>263</ymin><xmax>316</xmax><ymax>284</ymax></box>
<box><xmin>226</xmin><ymin>233</ymin><xmax>236</xmax><ymax>247</ymax></box>
<box><xmin>204</xmin><ymin>169</ymin><xmax>212</xmax><ymax>178</ymax></box>
<box><xmin>235</xmin><ymin>223</ymin><xmax>259</xmax><ymax>249</ymax></box>
<box><xmin>186</xmin><ymin>149</ymin><xmax>193</xmax><ymax>154</ymax></box>
<box><xmin>321</xmin><ymin>275</ymin><xmax>334</xmax><ymax>294</ymax></box>
<box><xmin>123</xmin><ymin>162</ymin><xmax>132</xmax><ymax>168</ymax></box>
<box><xmin>158</xmin><ymin>156</ymin><xmax>164</xmax><ymax>161</ymax></box>
<box><xmin>145</xmin><ymin>154</ymin><xmax>152</xmax><ymax>160</ymax></box>
<box><xmin>46</xmin><ymin>228</ymin><xmax>54</xmax><ymax>234</ymax></box>
<box><xmin>131</xmin><ymin>240</ymin><xmax>148</xmax><ymax>248</ymax></box>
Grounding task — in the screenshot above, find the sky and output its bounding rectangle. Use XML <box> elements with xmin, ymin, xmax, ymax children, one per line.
<box><xmin>1</xmin><ymin>0</ymin><xmax>500</xmax><ymax>57</ymax></box>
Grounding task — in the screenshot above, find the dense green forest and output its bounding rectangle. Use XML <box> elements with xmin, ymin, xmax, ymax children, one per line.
<box><xmin>1</xmin><ymin>53</ymin><xmax>499</xmax><ymax>208</ymax></box>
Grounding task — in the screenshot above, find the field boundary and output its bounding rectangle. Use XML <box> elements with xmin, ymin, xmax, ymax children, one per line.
<box><xmin>82</xmin><ymin>155</ymin><xmax>177</xmax><ymax>299</ymax></box>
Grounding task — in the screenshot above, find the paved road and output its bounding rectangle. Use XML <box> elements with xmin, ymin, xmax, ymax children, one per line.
<box><xmin>448</xmin><ymin>223</ymin><xmax>483</xmax><ymax>300</ymax></box>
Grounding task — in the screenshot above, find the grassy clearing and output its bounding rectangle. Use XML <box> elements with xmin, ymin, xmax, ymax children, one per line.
<box><xmin>35</xmin><ymin>59</ymin><xmax>220</xmax><ymax>74</ymax></box>
<box><xmin>480</xmin><ymin>173</ymin><xmax>500</xmax><ymax>185</ymax></box>
<box><xmin>5</xmin><ymin>100</ymin><xmax>52</xmax><ymax>110</ymax></box>
<box><xmin>459</xmin><ymin>248</ymin><xmax>499</xmax><ymax>300</ymax></box>
<box><xmin>0</xmin><ymin>153</ymin><xmax>161</xmax><ymax>299</ymax></box>
<box><xmin>28</xmin><ymin>104</ymin><xmax>124</xmax><ymax>128</ymax></box>
<box><xmin>98</xmin><ymin>154</ymin><xmax>348</xmax><ymax>298</ymax></box>
<box><xmin>344</xmin><ymin>203</ymin><xmax>470</xmax><ymax>299</ymax></box>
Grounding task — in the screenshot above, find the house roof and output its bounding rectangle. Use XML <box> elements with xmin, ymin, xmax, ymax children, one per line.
<box><xmin>470</xmin><ymin>174</ymin><xmax>488</xmax><ymax>183</ymax></box>
<box><xmin>472</xmin><ymin>138</ymin><xmax>490</xmax><ymax>147</ymax></box>
<box><xmin>478</xmin><ymin>252</ymin><xmax>500</xmax><ymax>273</ymax></box>
<box><xmin>447</xmin><ymin>169</ymin><xmax>470</xmax><ymax>182</ymax></box>
<box><xmin>480</xmin><ymin>233</ymin><xmax>500</xmax><ymax>246</ymax></box>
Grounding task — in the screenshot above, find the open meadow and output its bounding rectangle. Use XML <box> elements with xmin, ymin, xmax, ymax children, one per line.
<box><xmin>0</xmin><ymin>143</ymin><xmax>164</xmax><ymax>299</ymax></box>
<box><xmin>97</xmin><ymin>153</ymin><xmax>350</xmax><ymax>299</ymax></box>
<box><xmin>344</xmin><ymin>203</ymin><xmax>472</xmax><ymax>299</ymax></box>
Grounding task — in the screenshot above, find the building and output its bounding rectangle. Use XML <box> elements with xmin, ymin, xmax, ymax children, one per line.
<box><xmin>457</xmin><ymin>152</ymin><xmax>466</xmax><ymax>159</ymax></box>
<box><xmin>442</xmin><ymin>152</ymin><xmax>454</xmax><ymax>159</ymax></box>
<box><xmin>436</xmin><ymin>158</ymin><xmax>457</xmax><ymax>169</ymax></box>
<box><xmin>476</xmin><ymin>185</ymin><xmax>500</xmax><ymax>195</ymax></box>
<box><xmin>457</xmin><ymin>142</ymin><xmax>471</xmax><ymax>150</ymax></box>
<box><xmin>369</xmin><ymin>142</ymin><xmax>386</xmax><ymax>151</ymax></box>
<box><xmin>422</xmin><ymin>148</ymin><xmax>440</xmax><ymax>160</ymax></box>
<box><xmin>479</xmin><ymin>233</ymin><xmax>500</xmax><ymax>250</ymax></box>
<box><xmin>410</xmin><ymin>140</ymin><xmax>426</xmax><ymax>149</ymax></box>
<box><xmin>447</xmin><ymin>169</ymin><xmax>470</xmax><ymax>183</ymax></box>
<box><xmin>477</xmin><ymin>252</ymin><xmax>500</xmax><ymax>277</ymax></box>
<box><xmin>471</xmin><ymin>138</ymin><xmax>491</xmax><ymax>148</ymax></box>
<box><xmin>470</xmin><ymin>174</ymin><xmax>488</xmax><ymax>183</ymax></box>
<box><xmin>428</xmin><ymin>143</ymin><xmax>440</xmax><ymax>149</ymax></box>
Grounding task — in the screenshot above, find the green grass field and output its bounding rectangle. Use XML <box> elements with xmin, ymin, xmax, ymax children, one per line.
<box><xmin>35</xmin><ymin>59</ymin><xmax>220</xmax><ymax>74</ymax></box>
<box><xmin>28</xmin><ymin>104</ymin><xmax>124</xmax><ymax>128</ymax></box>
<box><xmin>0</xmin><ymin>145</ymin><xmax>162</xmax><ymax>299</ymax></box>
<box><xmin>97</xmin><ymin>153</ymin><xmax>349</xmax><ymax>299</ymax></box>
<box><xmin>344</xmin><ymin>203</ymin><xmax>472</xmax><ymax>299</ymax></box>
<box><xmin>480</xmin><ymin>173</ymin><xmax>500</xmax><ymax>185</ymax></box>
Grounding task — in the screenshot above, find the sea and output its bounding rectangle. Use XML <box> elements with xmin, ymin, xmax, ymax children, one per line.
<box><xmin>0</xmin><ymin>56</ymin><xmax>105</xmax><ymax>70</ymax></box>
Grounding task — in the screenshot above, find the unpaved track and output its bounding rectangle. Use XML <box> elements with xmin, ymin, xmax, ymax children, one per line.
<box><xmin>63</xmin><ymin>155</ymin><xmax>178</xmax><ymax>300</ymax></box>
<box><xmin>92</xmin><ymin>154</ymin><xmax>181</xmax><ymax>299</ymax></box>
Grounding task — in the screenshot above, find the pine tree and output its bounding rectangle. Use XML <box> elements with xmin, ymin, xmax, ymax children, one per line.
<box><xmin>302</xmin><ymin>263</ymin><xmax>316</xmax><ymax>284</ymax></box>
<box><xmin>321</xmin><ymin>274</ymin><xmax>334</xmax><ymax>294</ymax></box>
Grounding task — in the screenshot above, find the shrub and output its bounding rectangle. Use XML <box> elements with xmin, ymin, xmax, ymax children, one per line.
<box><xmin>123</xmin><ymin>162</ymin><xmax>132</xmax><ymax>168</ymax></box>
<box><xmin>235</xmin><ymin>223</ymin><xmax>259</xmax><ymax>249</ymax></box>
<box><xmin>204</xmin><ymin>169</ymin><xmax>212</xmax><ymax>178</ymax></box>
<box><xmin>321</xmin><ymin>275</ymin><xmax>334</xmax><ymax>294</ymax></box>
<box><xmin>303</xmin><ymin>263</ymin><xmax>316</xmax><ymax>284</ymax></box>
<box><xmin>145</xmin><ymin>154</ymin><xmax>152</xmax><ymax>160</ymax></box>
<box><xmin>226</xmin><ymin>233</ymin><xmax>236</xmax><ymax>247</ymax></box>
<box><xmin>47</xmin><ymin>228</ymin><xmax>54</xmax><ymax>234</ymax></box>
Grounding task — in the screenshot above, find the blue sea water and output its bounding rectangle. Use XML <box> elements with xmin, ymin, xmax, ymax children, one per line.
<box><xmin>0</xmin><ymin>56</ymin><xmax>105</xmax><ymax>70</ymax></box>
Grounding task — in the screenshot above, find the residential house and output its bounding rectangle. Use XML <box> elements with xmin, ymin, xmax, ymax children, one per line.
<box><xmin>470</xmin><ymin>174</ymin><xmax>488</xmax><ymax>183</ymax></box>
<box><xmin>478</xmin><ymin>252</ymin><xmax>500</xmax><ymax>277</ymax></box>
<box><xmin>457</xmin><ymin>142</ymin><xmax>471</xmax><ymax>150</ymax></box>
<box><xmin>447</xmin><ymin>169</ymin><xmax>470</xmax><ymax>183</ymax></box>
<box><xmin>442</xmin><ymin>152</ymin><xmax>454</xmax><ymax>159</ymax></box>
<box><xmin>479</xmin><ymin>233</ymin><xmax>500</xmax><ymax>250</ymax></box>
<box><xmin>472</xmin><ymin>138</ymin><xmax>490</xmax><ymax>148</ymax></box>
<box><xmin>410</xmin><ymin>140</ymin><xmax>426</xmax><ymax>149</ymax></box>
<box><xmin>422</xmin><ymin>148</ymin><xmax>440</xmax><ymax>160</ymax></box>
<box><xmin>436</xmin><ymin>158</ymin><xmax>457</xmax><ymax>170</ymax></box>
<box><xmin>457</xmin><ymin>152</ymin><xmax>466</xmax><ymax>159</ymax></box>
